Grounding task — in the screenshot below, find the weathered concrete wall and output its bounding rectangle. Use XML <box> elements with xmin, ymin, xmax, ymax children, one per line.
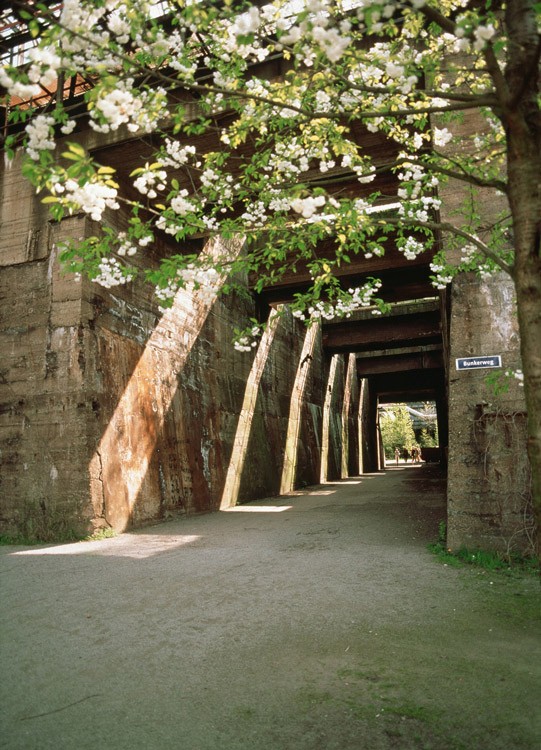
<box><xmin>446</xmin><ymin>273</ymin><xmax>533</xmax><ymax>555</ymax></box>
<box><xmin>230</xmin><ymin>311</ymin><xmax>327</xmax><ymax>503</ymax></box>
<box><xmin>345</xmin><ymin>354</ymin><xmax>361</xmax><ymax>477</ymax></box>
<box><xmin>1</xmin><ymin>162</ymin><xmax>351</xmax><ymax>538</ymax></box>
<box><xmin>0</xmin><ymin>152</ymin><xmax>96</xmax><ymax>538</ymax></box>
<box><xmin>434</xmin><ymin>78</ymin><xmax>532</xmax><ymax>555</ymax></box>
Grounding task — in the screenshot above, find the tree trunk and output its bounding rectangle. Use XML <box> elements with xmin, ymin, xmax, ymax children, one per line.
<box><xmin>513</xmin><ymin>217</ymin><xmax>541</xmax><ymax>564</ymax></box>
<box><xmin>504</xmin><ymin>0</ymin><xmax>541</xmax><ymax>563</ymax></box>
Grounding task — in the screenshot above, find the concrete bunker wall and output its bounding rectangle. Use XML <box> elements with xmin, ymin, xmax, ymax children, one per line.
<box><xmin>0</xmin><ymin>157</ymin><xmax>353</xmax><ymax>538</ymax></box>
<box><xmin>0</xmin><ymin>147</ymin><xmax>534</xmax><ymax>554</ymax></box>
<box><xmin>446</xmin><ymin>272</ymin><xmax>534</xmax><ymax>555</ymax></box>
<box><xmin>435</xmin><ymin>88</ymin><xmax>533</xmax><ymax>557</ymax></box>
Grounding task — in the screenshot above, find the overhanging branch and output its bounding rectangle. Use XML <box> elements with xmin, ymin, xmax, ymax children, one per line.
<box><xmin>384</xmin><ymin>216</ymin><xmax>514</xmax><ymax>277</ymax></box>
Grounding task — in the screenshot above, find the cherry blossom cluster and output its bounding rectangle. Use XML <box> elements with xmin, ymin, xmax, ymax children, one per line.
<box><xmin>0</xmin><ymin>64</ymin><xmax>41</xmax><ymax>100</ymax></box>
<box><xmin>133</xmin><ymin>167</ymin><xmax>167</xmax><ymax>198</ymax></box>
<box><xmin>52</xmin><ymin>177</ymin><xmax>120</xmax><ymax>222</ymax></box>
<box><xmin>275</xmin><ymin>0</ymin><xmax>352</xmax><ymax>63</ymax></box>
<box><xmin>116</xmin><ymin>233</ymin><xmax>137</xmax><ymax>257</ymax></box>
<box><xmin>234</xmin><ymin>326</ymin><xmax>261</xmax><ymax>353</ymax></box>
<box><xmin>240</xmin><ymin>201</ymin><xmax>269</xmax><ymax>228</ymax></box>
<box><xmin>91</xmin><ymin>257</ymin><xmax>134</xmax><ymax>289</ymax></box>
<box><xmin>400</xmin><ymin>237</ymin><xmax>425</xmax><ymax>261</ymax></box>
<box><xmin>291</xmin><ymin>195</ymin><xmax>326</xmax><ymax>220</ymax></box>
<box><xmin>26</xmin><ymin>115</ymin><xmax>56</xmax><ymax>161</ymax></box>
<box><xmin>433</xmin><ymin>128</ymin><xmax>453</xmax><ymax>148</ymax></box>
<box><xmin>477</xmin><ymin>263</ymin><xmax>496</xmax><ymax>280</ymax></box>
<box><xmin>155</xmin><ymin>264</ymin><xmax>221</xmax><ymax>312</ymax></box>
<box><xmin>27</xmin><ymin>46</ymin><xmax>62</xmax><ymax>90</ymax></box>
<box><xmin>161</xmin><ymin>140</ymin><xmax>196</xmax><ymax>169</ymax></box>
<box><xmin>264</xmin><ymin>139</ymin><xmax>313</xmax><ymax>180</ymax></box>
<box><xmin>90</xmin><ymin>81</ymin><xmax>169</xmax><ymax>134</ymax></box>
<box><xmin>460</xmin><ymin>244</ymin><xmax>477</xmax><ymax>264</ymax></box>
<box><xmin>429</xmin><ymin>261</ymin><xmax>454</xmax><ymax>290</ymax></box>
<box><xmin>170</xmin><ymin>190</ymin><xmax>197</xmax><ymax>217</ymax></box>
<box><xmin>292</xmin><ymin>281</ymin><xmax>383</xmax><ymax>323</ymax></box>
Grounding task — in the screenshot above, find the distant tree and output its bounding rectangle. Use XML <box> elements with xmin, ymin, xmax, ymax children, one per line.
<box><xmin>380</xmin><ymin>404</ymin><xmax>416</xmax><ymax>459</ymax></box>
<box><xmin>419</xmin><ymin>426</ymin><xmax>438</xmax><ymax>448</ymax></box>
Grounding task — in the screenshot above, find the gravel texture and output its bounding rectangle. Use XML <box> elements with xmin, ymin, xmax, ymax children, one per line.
<box><xmin>1</xmin><ymin>463</ymin><xmax>539</xmax><ymax>749</ymax></box>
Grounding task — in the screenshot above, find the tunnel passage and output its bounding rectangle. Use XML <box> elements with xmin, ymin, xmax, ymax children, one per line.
<box><xmin>320</xmin><ymin>298</ymin><xmax>448</xmax><ymax>475</ymax></box>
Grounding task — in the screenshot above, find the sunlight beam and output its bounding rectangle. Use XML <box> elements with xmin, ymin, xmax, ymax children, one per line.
<box><xmin>89</xmin><ymin>236</ymin><xmax>244</xmax><ymax>532</ymax></box>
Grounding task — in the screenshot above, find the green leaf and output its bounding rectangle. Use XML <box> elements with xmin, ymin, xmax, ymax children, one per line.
<box><xmin>67</xmin><ymin>142</ymin><xmax>86</xmax><ymax>157</ymax></box>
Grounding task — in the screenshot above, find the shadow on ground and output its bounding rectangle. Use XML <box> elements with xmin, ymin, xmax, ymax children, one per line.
<box><xmin>1</xmin><ymin>464</ymin><xmax>539</xmax><ymax>749</ymax></box>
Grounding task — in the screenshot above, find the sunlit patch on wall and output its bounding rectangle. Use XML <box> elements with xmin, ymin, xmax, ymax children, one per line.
<box><xmin>89</xmin><ymin>236</ymin><xmax>244</xmax><ymax>532</ymax></box>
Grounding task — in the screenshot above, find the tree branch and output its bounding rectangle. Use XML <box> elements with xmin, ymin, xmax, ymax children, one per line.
<box><xmin>383</xmin><ymin>216</ymin><xmax>514</xmax><ymax>276</ymax></box>
<box><xmin>420</xmin><ymin>154</ymin><xmax>508</xmax><ymax>192</ymax></box>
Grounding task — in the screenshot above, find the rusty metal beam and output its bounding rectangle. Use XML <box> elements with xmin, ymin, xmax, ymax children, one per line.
<box><xmin>322</xmin><ymin>309</ymin><xmax>442</xmax><ymax>353</ymax></box>
<box><xmin>356</xmin><ymin>349</ymin><xmax>443</xmax><ymax>376</ymax></box>
<box><xmin>374</xmin><ymin>369</ymin><xmax>446</xmax><ymax>402</ymax></box>
<box><xmin>249</xmin><ymin>236</ymin><xmax>430</xmax><ymax>292</ymax></box>
<box><xmin>256</xmin><ymin>264</ymin><xmax>437</xmax><ymax>307</ymax></box>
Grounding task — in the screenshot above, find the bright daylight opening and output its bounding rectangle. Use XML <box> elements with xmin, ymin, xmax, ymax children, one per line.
<box><xmin>379</xmin><ymin>401</ymin><xmax>438</xmax><ymax>465</ymax></box>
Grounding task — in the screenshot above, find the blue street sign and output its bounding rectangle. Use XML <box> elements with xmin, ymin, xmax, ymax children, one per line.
<box><xmin>456</xmin><ymin>355</ymin><xmax>502</xmax><ymax>370</ymax></box>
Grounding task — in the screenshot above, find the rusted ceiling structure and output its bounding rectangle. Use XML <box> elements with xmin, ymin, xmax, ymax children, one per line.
<box><xmin>93</xmin><ymin>130</ymin><xmax>445</xmax><ymax>409</ymax></box>
<box><xmin>1</xmin><ymin>6</ymin><xmax>445</xmax><ymax>410</ymax></box>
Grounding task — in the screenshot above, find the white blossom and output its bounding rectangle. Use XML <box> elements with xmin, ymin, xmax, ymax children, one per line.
<box><xmin>434</xmin><ymin>128</ymin><xmax>453</xmax><ymax>147</ymax></box>
<box><xmin>26</xmin><ymin>115</ymin><xmax>56</xmax><ymax>160</ymax></box>
<box><xmin>92</xmin><ymin>257</ymin><xmax>133</xmax><ymax>289</ymax></box>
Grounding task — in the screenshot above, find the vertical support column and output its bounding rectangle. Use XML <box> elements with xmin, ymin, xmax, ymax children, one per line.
<box><xmin>357</xmin><ymin>378</ymin><xmax>366</xmax><ymax>475</ymax></box>
<box><xmin>320</xmin><ymin>355</ymin><xmax>339</xmax><ymax>483</ymax></box>
<box><xmin>280</xmin><ymin>323</ymin><xmax>319</xmax><ymax>494</ymax></box>
<box><xmin>370</xmin><ymin>386</ymin><xmax>382</xmax><ymax>472</ymax></box>
<box><xmin>376</xmin><ymin>400</ymin><xmax>386</xmax><ymax>470</ymax></box>
<box><xmin>340</xmin><ymin>354</ymin><xmax>356</xmax><ymax>479</ymax></box>
<box><xmin>435</xmin><ymin>386</ymin><xmax>448</xmax><ymax>467</ymax></box>
<box><xmin>359</xmin><ymin>379</ymin><xmax>381</xmax><ymax>473</ymax></box>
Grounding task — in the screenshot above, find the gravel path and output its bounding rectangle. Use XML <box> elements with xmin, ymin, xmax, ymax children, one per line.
<box><xmin>1</xmin><ymin>464</ymin><xmax>539</xmax><ymax>750</ymax></box>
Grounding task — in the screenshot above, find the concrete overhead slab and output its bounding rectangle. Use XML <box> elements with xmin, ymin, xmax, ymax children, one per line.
<box><xmin>1</xmin><ymin>466</ymin><xmax>539</xmax><ymax>750</ymax></box>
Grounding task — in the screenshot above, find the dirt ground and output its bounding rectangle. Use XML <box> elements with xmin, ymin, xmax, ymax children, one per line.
<box><xmin>1</xmin><ymin>463</ymin><xmax>540</xmax><ymax>750</ymax></box>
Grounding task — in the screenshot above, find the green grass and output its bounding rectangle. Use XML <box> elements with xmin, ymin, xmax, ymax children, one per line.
<box><xmin>427</xmin><ymin>521</ymin><xmax>538</xmax><ymax>576</ymax></box>
<box><xmin>427</xmin><ymin>540</ymin><xmax>538</xmax><ymax>575</ymax></box>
